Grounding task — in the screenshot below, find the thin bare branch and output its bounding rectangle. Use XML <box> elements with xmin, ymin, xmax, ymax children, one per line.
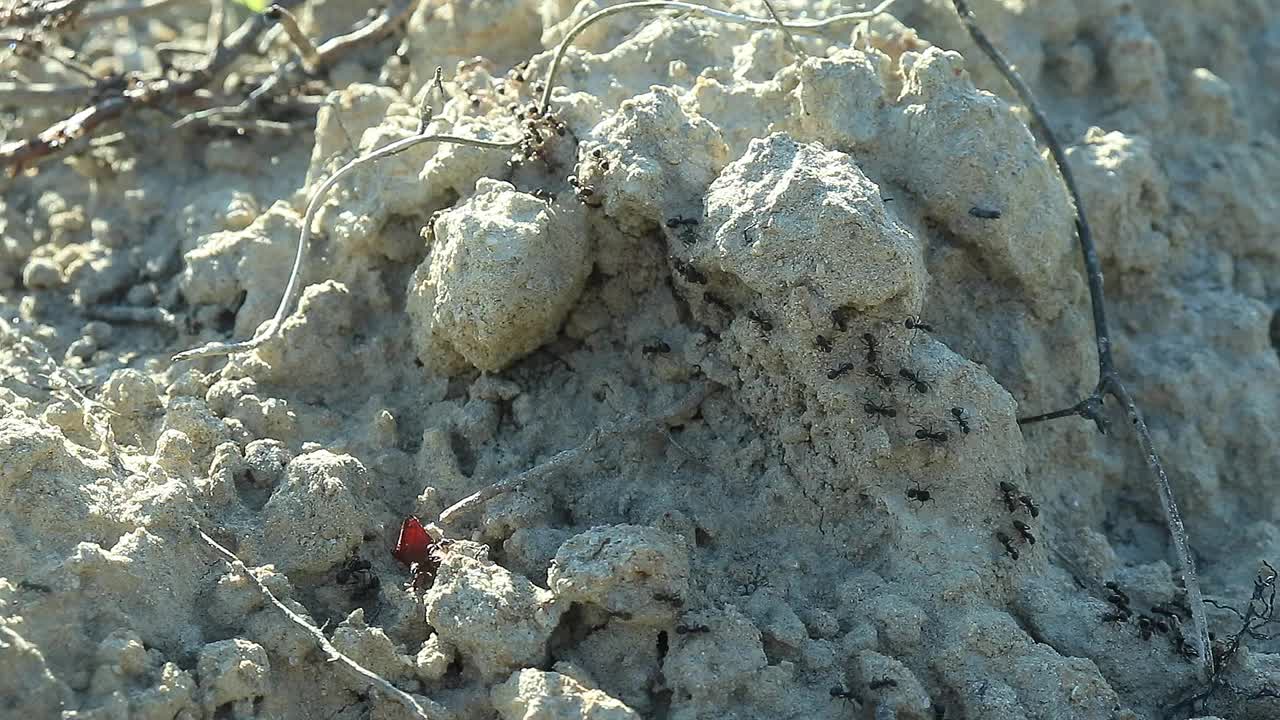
<box><xmin>264</xmin><ymin>3</ymin><xmax>319</xmax><ymax>73</ymax></box>
<box><xmin>947</xmin><ymin>0</ymin><xmax>1211</xmax><ymax>680</ymax></box>
<box><xmin>1</xmin><ymin>0</ymin><xmax>94</xmax><ymax>28</ymax></box>
<box><xmin>758</xmin><ymin>0</ymin><xmax>804</xmax><ymax>58</ymax></box>
<box><xmin>439</xmin><ymin>383</ymin><xmax>714</xmax><ymax>525</ymax></box>
<box><xmin>174</xmin><ymin>0</ymin><xmax>417</xmax><ymax>129</ymax></box>
<box><xmin>0</xmin><ymin>0</ymin><xmax>303</xmax><ymax>171</ymax></box>
<box><xmin>197</xmin><ymin>529</ymin><xmax>447</xmax><ymax>720</ymax></box>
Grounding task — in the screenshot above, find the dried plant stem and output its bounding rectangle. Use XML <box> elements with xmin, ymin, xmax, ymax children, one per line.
<box><xmin>538</xmin><ymin>0</ymin><xmax>899</xmax><ymax>112</ymax></box>
<box><xmin>171</xmin><ymin>130</ymin><xmax>520</xmax><ymax>362</ymax></box>
<box><xmin>174</xmin><ymin>0</ymin><xmax>417</xmax><ymax>129</ymax></box>
<box><xmin>264</xmin><ymin>4</ymin><xmax>319</xmax><ymax>73</ymax></box>
<box><xmin>439</xmin><ymin>383</ymin><xmax>714</xmax><ymax>525</ymax></box>
<box><xmin>0</xmin><ymin>0</ymin><xmax>304</xmax><ymax>170</ymax></box>
<box><xmin>197</xmin><ymin>529</ymin><xmax>445</xmax><ymax>720</ymax></box>
<box><xmin>948</xmin><ymin>0</ymin><xmax>1211</xmax><ymax>680</ymax></box>
<box><xmin>757</xmin><ymin>0</ymin><xmax>804</xmax><ymax>58</ymax></box>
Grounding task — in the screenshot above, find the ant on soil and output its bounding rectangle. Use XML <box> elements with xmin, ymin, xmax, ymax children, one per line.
<box><xmin>913</xmin><ymin>423</ymin><xmax>948</xmax><ymax>444</ymax></box>
<box><xmin>996</xmin><ymin>531</ymin><xmax>1020</xmax><ymax>560</ymax></box>
<box><xmin>861</xmin><ymin>333</ymin><xmax>879</xmax><ymax>365</ymax></box>
<box><xmin>703</xmin><ymin>293</ymin><xmax>732</xmax><ymax>314</ymax></box>
<box><xmin>747</xmin><ymin>310</ymin><xmax>773</xmax><ymax>332</ymax></box>
<box><xmin>830</xmin><ymin>686</ymin><xmax>861</xmax><ymax>705</ymax></box>
<box><xmin>905</xmin><ymin>315</ymin><xmax>933</xmax><ymax>334</ymax></box>
<box><xmin>1018</xmin><ymin>493</ymin><xmax>1040</xmax><ymax>518</ymax></box>
<box><xmin>998</xmin><ymin>481</ymin><xmax>1039</xmax><ymax>517</ymax></box>
<box><xmin>671</xmin><ymin>259</ymin><xmax>707</xmax><ymax>285</ymax></box>
<box><xmin>999</xmin><ymin>481</ymin><xmax>1020</xmax><ymax>512</ymax></box>
<box><xmin>899</xmin><ymin>368</ymin><xmax>930</xmax><ymax>394</ymax></box>
<box><xmin>968</xmin><ymin>206</ymin><xmax>1002</xmax><ymax>220</ymax></box>
<box><xmin>336</xmin><ymin>554</ymin><xmax>380</xmax><ymax>602</ymax></box>
<box><xmin>906</xmin><ymin>482</ymin><xmax>934</xmax><ymax>507</ymax></box>
<box><xmin>1012</xmin><ymin>520</ymin><xmax>1036</xmax><ymax>545</ymax></box>
<box><xmin>863</xmin><ymin>396</ymin><xmax>896</xmax><ymax>419</ymax></box>
<box><xmin>666</xmin><ymin>216</ymin><xmax>699</xmax><ymax>229</ymax></box>
<box><xmin>828</xmin><ymin>362</ymin><xmax>855</xmax><ymax>380</ymax></box>
<box><xmin>865</xmin><ymin>364</ymin><xmax>894</xmax><ymax>389</ymax></box>
<box><xmin>642</xmin><ymin>341</ymin><xmax>670</xmax><ymax>356</ymax></box>
<box><xmin>1137</xmin><ymin>614</ymin><xmax>1158</xmax><ymax>640</ymax></box>
<box><xmin>869</xmin><ymin>678</ymin><xmax>898</xmax><ymax>690</ymax></box>
<box><xmin>675</xmin><ymin>623</ymin><xmax>710</xmax><ymax>635</ymax></box>
<box><xmin>815</xmin><ymin>335</ymin><xmax>833</xmax><ymax>353</ymax></box>
<box><xmin>1101</xmin><ymin>611</ymin><xmax>1130</xmax><ymax>624</ymax></box>
<box><xmin>950</xmin><ymin>407</ymin><xmax>971</xmax><ymax>434</ymax></box>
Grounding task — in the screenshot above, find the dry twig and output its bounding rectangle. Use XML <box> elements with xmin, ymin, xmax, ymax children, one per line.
<box><xmin>0</xmin><ymin>0</ymin><xmax>304</xmax><ymax>170</ymax></box>
<box><xmin>439</xmin><ymin>382</ymin><xmax>715</xmax><ymax>525</ymax></box>
<box><xmin>947</xmin><ymin>0</ymin><xmax>1211</xmax><ymax>679</ymax></box>
<box><xmin>1165</xmin><ymin>561</ymin><xmax>1278</xmax><ymax>717</ymax></box>
<box><xmin>197</xmin><ymin>528</ymin><xmax>446</xmax><ymax>720</ymax></box>
<box><xmin>174</xmin><ymin>0</ymin><xmax>418</xmax><ymax>128</ymax></box>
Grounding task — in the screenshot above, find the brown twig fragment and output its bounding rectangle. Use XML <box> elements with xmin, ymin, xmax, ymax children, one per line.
<box><xmin>1</xmin><ymin>0</ymin><xmax>94</xmax><ymax>28</ymax></box>
<box><xmin>0</xmin><ymin>0</ymin><xmax>303</xmax><ymax>171</ymax></box>
<box><xmin>197</xmin><ymin>528</ymin><xmax>447</xmax><ymax>720</ymax></box>
<box><xmin>263</xmin><ymin>4</ymin><xmax>319</xmax><ymax>73</ymax></box>
<box><xmin>947</xmin><ymin>0</ymin><xmax>1211</xmax><ymax>680</ymax></box>
<box><xmin>173</xmin><ymin>0</ymin><xmax>417</xmax><ymax>129</ymax></box>
<box><xmin>438</xmin><ymin>383</ymin><xmax>715</xmax><ymax>525</ymax></box>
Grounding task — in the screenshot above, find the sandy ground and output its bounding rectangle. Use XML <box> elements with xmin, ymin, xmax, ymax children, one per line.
<box><xmin>2</xmin><ymin>0</ymin><xmax>1279</xmax><ymax>718</ymax></box>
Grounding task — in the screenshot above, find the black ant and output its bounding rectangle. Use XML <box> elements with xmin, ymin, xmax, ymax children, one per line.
<box><xmin>1012</xmin><ymin>520</ymin><xmax>1036</xmax><ymax>545</ymax></box>
<box><xmin>336</xmin><ymin>554</ymin><xmax>380</xmax><ymax>601</ymax></box>
<box><xmin>968</xmin><ymin>206</ymin><xmax>1002</xmax><ymax>220</ymax></box>
<box><xmin>904</xmin><ymin>315</ymin><xmax>933</xmax><ymax>333</ymax></box>
<box><xmin>999</xmin><ymin>481</ymin><xmax>1020</xmax><ymax>513</ymax></box>
<box><xmin>675</xmin><ymin>623</ymin><xmax>709</xmax><ymax>634</ymax></box>
<box><xmin>642</xmin><ymin>341</ymin><xmax>670</xmax><ymax>356</ymax></box>
<box><xmin>1104</xmin><ymin>581</ymin><xmax>1130</xmax><ymax>607</ymax></box>
<box><xmin>861</xmin><ymin>333</ymin><xmax>879</xmax><ymax>365</ymax></box>
<box><xmin>869</xmin><ymin>677</ymin><xmax>898</xmax><ymax>690</ymax></box>
<box><xmin>899</xmin><ymin>368</ymin><xmax>929</xmax><ymax>394</ymax></box>
<box><xmin>832</xmin><ymin>308</ymin><xmax>850</xmax><ymax>332</ymax></box>
<box><xmin>906</xmin><ymin>483</ymin><xmax>933</xmax><ymax>507</ymax></box>
<box><xmin>666</xmin><ymin>216</ymin><xmax>699</xmax><ymax>228</ymax></box>
<box><xmin>996</xmin><ymin>532</ymin><xmax>1019</xmax><ymax>560</ymax></box>
<box><xmin>1018</xmin><ymin>493</ymin><xmax>1040</xmax><ymax>518</ymax></box>
<box><xmin>1150</xmin><ymin>602</ymin><xmax>1186</xmax><ymax>619</ymax></box>
<box><xmin>950</xmin><ymin>407</ymin><xmax>970</xmax><ymax>434</ymax></box>
<box><xmin>1137</xmin><ymin>615</ymin><xmax>1155</xmax><ymax>640</ymax></box>
<box><xmin>747</xmin><ymin>310</ymin><xmax>773</xmax><ymax>332</ymax></box>
<box><xmin>1101</xmin><ymin>610</ymin><xmax>1130</xmax><ymax>624</ymax></box>
<box><xmin>671</xmin><ymin>259</ymin><xmax>707</xmax><ymax>285</ymax></box>
<box><xmin>703</xmin><ymin>293</ymin><xmax>732</xmax><ymax>313</ymax></box>
<box><xmin>830</xmin><ymin>686</ymin><xmax>861</xmax><ymax>705</ymax></box>
<box><xmin>913</xmin><ymin>423</ymin><xmax>948</xmax><ymax>444</ymax></box>
<box><xmin>865</xmin><ymin>364</ymin><xmax>894</xmax><ymax>389</ymax></box>
<box><xmin>653</xmin><ymin>591</ymin><xmax>684</xmax><ymax>606</ymax></box>
<box><xmin>815</xmin><ymin>335</ymin><xmax>832</xmax><ymax>353</ymax></box>
<box><xmin>863</xmin><ymin>397</ymin><xmax>896</xmax><ymax>419</ymax></box>
<box><xmin>828</xmin><ymin>362</ymin><xmax>855</xmax><ymax>380</ymax></box>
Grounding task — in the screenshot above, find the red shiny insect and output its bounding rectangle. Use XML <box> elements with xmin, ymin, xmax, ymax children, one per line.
<box><xmin>392</xmin><ymin>516</ymin><xmax>440</xmax><ymax>590</ymax></box>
